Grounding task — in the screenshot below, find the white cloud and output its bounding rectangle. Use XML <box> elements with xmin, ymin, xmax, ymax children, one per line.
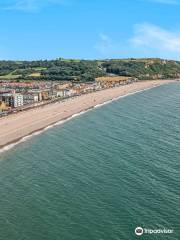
<box><xmin>147</xmin><ymin>0</ymin><xmax>180</xmax><ymax>5</ymax></box>
<box><xmin>4</xmin><ymin>0</ymin><xmax>37</xmax><ymax>11</ymax></box>
<box><xmin>1</xmin><ymin>0</ymin><xmax>69</xmax><ymax>12</ymax></box>
<box><xmin>130</xmin><ymin>23</ymin><xmax>180</xmax><ymax>59</ymax></box>
<box><xmin>94</xmin><ymin>34</ymin><xmax>114</xmax><ymax>57</ymax></box>
<box><xmin>93</xmin><ymin>24</ymin><xmax>180</xmax><ymax>60</ymax></box>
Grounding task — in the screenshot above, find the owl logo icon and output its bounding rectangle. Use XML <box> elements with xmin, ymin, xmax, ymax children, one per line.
<box><xmin>135</xmin><ymin>227</ymin><xmax>144</xmax><ymax>236</ymax></box>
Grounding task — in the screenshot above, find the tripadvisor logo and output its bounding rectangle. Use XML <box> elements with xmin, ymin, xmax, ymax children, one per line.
<box><xmin>135</xmin><ymin>227</ymin><xmax>144</xmax><ymax>236</ymax></box>
<box><xmin>135</xmin><ymin>226</ymin><xmax>174</xmax><ymax>236</ymax></box>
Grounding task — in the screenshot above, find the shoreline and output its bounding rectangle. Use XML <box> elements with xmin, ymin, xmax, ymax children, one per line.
<box><xmin>0</xmin><ymin>80</ymin><xmax>178</xmax><ymax>153</ymax></box>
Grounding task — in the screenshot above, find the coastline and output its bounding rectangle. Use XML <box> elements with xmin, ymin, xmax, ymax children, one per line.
<box><xmin>0</xmin><ymin>80</ymin><xmax>177</xmax><ymax>152</ymax></box>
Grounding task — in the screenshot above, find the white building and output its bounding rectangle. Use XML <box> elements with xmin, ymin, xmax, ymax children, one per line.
<box><xmin>0</xmin><ymin>93</ymin><xmax>23</xmax><ymax>108</ymax></box>
<box><xmin>56</xmin><ymin>90</ymin><xmax>65</xmax><ymax>98</ymax></box>
<box><xmin>64</xmin><ymin>89</ymin><xmax>76</xmax><ymax>97</ymax></box>
<box><xmin>23</xmin><ymin>93</ymin><xmax>39</xmax><ymax>104</ymax></box>
<box><xmin>13</xmin><ymin>94</ymin><xmax>24</xmax><ymax>107</ymax></box>
<box><xmin>55</xmin><ymin>89</ymin><xmax>76</xmax><ymax>98</ymax></box>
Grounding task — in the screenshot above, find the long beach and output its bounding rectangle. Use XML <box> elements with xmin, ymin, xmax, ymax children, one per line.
<box><xmin>0</xmin><ymin>80</ymin><xmax>176</xmax><ymax>149</ymax></box>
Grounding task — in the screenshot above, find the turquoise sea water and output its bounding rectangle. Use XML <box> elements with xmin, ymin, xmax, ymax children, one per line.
<box><xmin>0</xmin><ymin>83</ymin><xmax>180</xmax><ymax>240</ymax></box>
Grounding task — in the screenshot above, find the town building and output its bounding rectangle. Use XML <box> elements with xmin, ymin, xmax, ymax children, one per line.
<box><xmin>12</xmin><ymin>94</ymin><xmax>24</xmax><ymax>108</ymax></box>
<box><xmin>64</xmin><ymin>89</ymin><xmax>76</xmax><ymax>97</ymax></box>
<box><xmin>0</xmin><ymin>93</ymin><xmax>23</xmax><ymax>108</ymax></box>
<box><xmin>0</xmin><ymin>101</ymin><xmax>7</xmax><ymax>111</ymax></box>
<box><xmin>23</xmin><ymin>93</ymin><xmax>39</xmax><ymax>105</ymax></box>
<box><xmin>41</xmin><ymin>91</ymin><xmax>50</xmax><ymax>100</ymax></box>
<box><xmin>55</xmin><ymin>90</ymin><xmax>66</xmax><ymax>98</ymax></box>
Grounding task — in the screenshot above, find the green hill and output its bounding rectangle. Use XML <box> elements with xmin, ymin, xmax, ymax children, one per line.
<box><xmin>102</xmin><ymin>58</ymin><xmax>180</xmax><ymax>80</ymax></box>
<box><xmin>0</xmin><ymin>58</ymin><xmax>180</xmax><ymax>82</ymax></box>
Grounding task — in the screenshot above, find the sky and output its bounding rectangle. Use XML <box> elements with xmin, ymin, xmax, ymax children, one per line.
<box><xmin>0</xmin><ymin>0</ymin><xmax>180</xmax><ymax>60</ymax></box>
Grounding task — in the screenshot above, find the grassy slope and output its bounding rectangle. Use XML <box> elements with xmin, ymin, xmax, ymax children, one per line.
<box><xmin>102</xmin><ymin>58</ymin><xmax>180</xmax><ymax>80</ymax></box>
<box><xmin>0</xmin><ymin>58</ymin><xmax>180</xmax><ymax>81</ymax></box>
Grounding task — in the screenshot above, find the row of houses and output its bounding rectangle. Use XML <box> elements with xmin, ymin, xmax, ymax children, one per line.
<box><xmin>95</xmin><ymin>76</ymin><xmax>138</xmax><ymax>88</ymax></box>
<box><xmin>0</xmin><ymin>87</ymin><xmax>78</xmax><ymax>113</ymax></box>
<box><xmin>0</xmin><ymin>78</ymin><xmax>138</xmax><ymax>114</ymax></box>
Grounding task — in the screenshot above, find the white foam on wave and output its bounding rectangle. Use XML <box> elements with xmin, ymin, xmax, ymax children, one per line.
<box><xmin>93</xmin><ymin>86</ymin><xmax>156</xmax><ymax>109</ymax></box>
<box><xmin>0</xmin><ymin>110</ymin><xmax>93</xmax><ymax>154</ymax></box>
<box><xmin>0</xmin><ymin>129</ymin><xmax>45</xmax><ymax>154</ymax></box>
<box><xmin>44</xmin><ymin>125</ymin><xmax>54</xmax><ymax>130</ymax></box>
<box><xmin>0</xmin><ymin>85</ymin><xmax>161</xmax><ymax>154</ymax></box>
<box><xmin>0</xmin><ymin>142</ymin><xmax>19</xmax><ymax>153</ymax></box>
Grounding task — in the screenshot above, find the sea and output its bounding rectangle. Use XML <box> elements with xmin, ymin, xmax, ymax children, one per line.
<box><xmin>0</xmin><ymin>82</ymin><xmax>179</xmax><ymax>240</ymax></box>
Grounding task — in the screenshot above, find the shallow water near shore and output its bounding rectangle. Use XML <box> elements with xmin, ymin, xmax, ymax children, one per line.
<box><xmin>0</xmin><ymin>83</ymin><xmax>180</xmax><ymax>240</ymax></box>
